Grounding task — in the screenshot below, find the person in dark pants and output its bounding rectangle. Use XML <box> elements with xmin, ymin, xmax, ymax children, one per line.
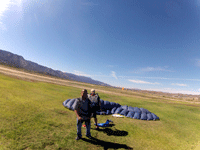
<box><xmin>74</xmin><ymin>89</ymin><xmax>92</xmax><ymax>140</ymax></box>
<box><xmin>88</xmin><ymin>89</ymin><xmax>101</xmax><ymax>129</ymax></box>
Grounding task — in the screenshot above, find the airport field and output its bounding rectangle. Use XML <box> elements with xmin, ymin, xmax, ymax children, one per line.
<box><xmin>0</xmin><ymin>68</ymin><xmax>200</xmax><ymax>150</ymax></box>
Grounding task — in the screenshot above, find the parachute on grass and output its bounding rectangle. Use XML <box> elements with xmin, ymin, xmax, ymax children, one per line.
<box><xmin>63</xmin><ymin>99</ymin><xmax>159</xmax><ymax>121</ymax></box>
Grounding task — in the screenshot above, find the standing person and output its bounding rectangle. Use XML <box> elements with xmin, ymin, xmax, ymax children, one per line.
<box><xmin>74</xmin><ymin>89</ymin><xmax>92</xmax><ymax>140</ymax></box>
<box><xmin>88</xmin><ymin>89</ymin><xmax>101</xmax><ymax>129</ymax></box>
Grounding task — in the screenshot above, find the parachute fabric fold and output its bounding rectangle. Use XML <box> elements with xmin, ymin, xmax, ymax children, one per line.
<box><xmin>63</xmin><ymin>99</ymin><xmax>76</xmax><ymax>110</ymax></box>
<box><xmin>120</xmin><ymin>109</ymin><xmax>129</xmax><ymax>116</ymax></box>
<box><xmin>126</xmin><ymin>111</ymin><xmax>135</xmax><ymax>118</ymax></box>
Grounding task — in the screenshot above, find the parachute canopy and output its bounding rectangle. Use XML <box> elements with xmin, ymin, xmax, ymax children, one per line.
<box><xmin>63</xmin><ymin>99</ymin><xmax>159</xmax><ymax>121</ymax></box>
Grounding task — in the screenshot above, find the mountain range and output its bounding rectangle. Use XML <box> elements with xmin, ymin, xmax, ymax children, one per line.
<box><xmin>0</xmin><ymin>49</ymin><xmax>110</xmax><ymax>86</ymax></box>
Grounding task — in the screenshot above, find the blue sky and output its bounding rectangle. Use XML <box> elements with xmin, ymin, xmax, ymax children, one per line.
<box><xmin>1</xmin><ymin>0</ymin><xmax>200</xmax><ymax>95</ymax></box>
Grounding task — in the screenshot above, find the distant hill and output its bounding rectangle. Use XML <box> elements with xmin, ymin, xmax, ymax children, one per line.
<box><xmin>0</xmin><ymin>49</ymin><xmax>110</xmax><ymax>86</ymax></box>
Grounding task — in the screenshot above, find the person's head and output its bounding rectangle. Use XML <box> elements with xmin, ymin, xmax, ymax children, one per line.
<box><xmin>91</xmin><ymin>89</ymin><xmax>95</xmax><ymax>95</ymax></box>
<box><xmin>81</xmin><ymin>89</ymin><xmax>88</xmax><ymax>99</ymax></box>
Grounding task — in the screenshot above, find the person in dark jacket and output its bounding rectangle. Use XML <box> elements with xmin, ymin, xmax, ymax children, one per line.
<box><xmin>74</xmin><ymin>89</ymin><xmax>92</xmax><ymax>140</ymax></box>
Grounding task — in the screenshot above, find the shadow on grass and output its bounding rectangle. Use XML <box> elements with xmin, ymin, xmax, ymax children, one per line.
<box><xmin>54</xmin><ymin>109</ymin><xmax>69</xmax><ymax>115</ymax></box>
<box><xmin>81</xmin><ymin>137</ymin><xmax>133</xmax><ymax>150</ymax></box>
<box><xmin>91</xmin><ymin>126</ymin><xmax>128</xmax><ymax>136</ymax></box>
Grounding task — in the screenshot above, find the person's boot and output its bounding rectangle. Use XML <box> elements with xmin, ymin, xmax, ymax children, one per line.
<box><xmin>75</xmin><ymin>136</ymin><xmax>82</xmax><ymax>140</ymax></box>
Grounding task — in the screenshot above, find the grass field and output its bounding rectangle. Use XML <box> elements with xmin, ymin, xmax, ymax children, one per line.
<box><xmin>0</xmin><ymin>73</ymin><xmax>200</xmax><ymax>150</ymax></box>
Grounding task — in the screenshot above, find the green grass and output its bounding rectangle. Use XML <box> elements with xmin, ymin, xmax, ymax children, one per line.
<box><xmin>0</xmin><ymin>73</ymin><xmax>200</xmax><ymax>150</ymax></box>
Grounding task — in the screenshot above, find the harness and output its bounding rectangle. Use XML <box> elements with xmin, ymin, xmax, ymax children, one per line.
<box><xmin>88</xmin><ymin>93</ymin><xmax>100</xmax><ymax>111</ymax></box>
<box><xmin>76</xmin><ymin>98</ymin><xmax>91</xmax><ymax>118</ymax></box>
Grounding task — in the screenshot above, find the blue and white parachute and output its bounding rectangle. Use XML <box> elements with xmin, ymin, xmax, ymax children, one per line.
<box><xmin>63</xmin><ymin>99</ymin><xmax>159</xmax><ymax>121</ymax></box>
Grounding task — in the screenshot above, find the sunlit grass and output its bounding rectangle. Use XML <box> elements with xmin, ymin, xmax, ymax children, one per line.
<box><xmin>0</xmin><ymin>73</ymin><xmax>200</xmax><ymax>150</ymax></box>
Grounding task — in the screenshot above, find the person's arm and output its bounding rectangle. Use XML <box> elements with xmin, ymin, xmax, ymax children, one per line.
<box><xmin>74</xmin><ymin>110</ymin><xmax>82</xmax><ymax>120</ymax></box>
<box><xmin>74</xmin><ymin>99</ymin><xmax>82</xmax><ymax>120</ymax></box>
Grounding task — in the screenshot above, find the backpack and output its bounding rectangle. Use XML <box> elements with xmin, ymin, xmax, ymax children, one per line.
<box><xmin>88</xmin><ymin>93</ymin><xmax>100</xmax><ymax>111</ymax></box>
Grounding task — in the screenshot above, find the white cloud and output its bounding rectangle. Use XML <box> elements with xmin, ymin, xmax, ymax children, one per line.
<box><xmin>118</xmin><ymin>76</ymin><xmax>200</xmax><ymax>82</ymax></box>
<box><xmin>73</xmin><ymin>70</ymin><xmax>91</xmax><ymax>77</ymax></box>
<box><xmin>132</xmin><ymin>66</ymin><xmax>173</xmax><ymax>73</ymax></box>
<box><xmin>129</xmin><ymin>79</ymin><xmax>160</xmax><ymax>85</ymax></box>
<box><xmin>0</xmin><ymin>0</ymin><xmax>22</xmax><ymax>30</ymax></box>
<box><xmin>111</xmin><ymin>71</ymin><xmax>118</xmax><ymax>79</ymax></box>
<box><xmin>0</xmin><ymin>1</ymin><xmax>10</xmax><ymax>18</ymax></box>
<box><xmin>171</xmin><ymin>83</ymin><xmax>187</xmax><ymax>87</ymax></box>
<box><xmin>0</xmin><ymin>0</ymin><xmax>11</xmax><ymax>30</ymax></box>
